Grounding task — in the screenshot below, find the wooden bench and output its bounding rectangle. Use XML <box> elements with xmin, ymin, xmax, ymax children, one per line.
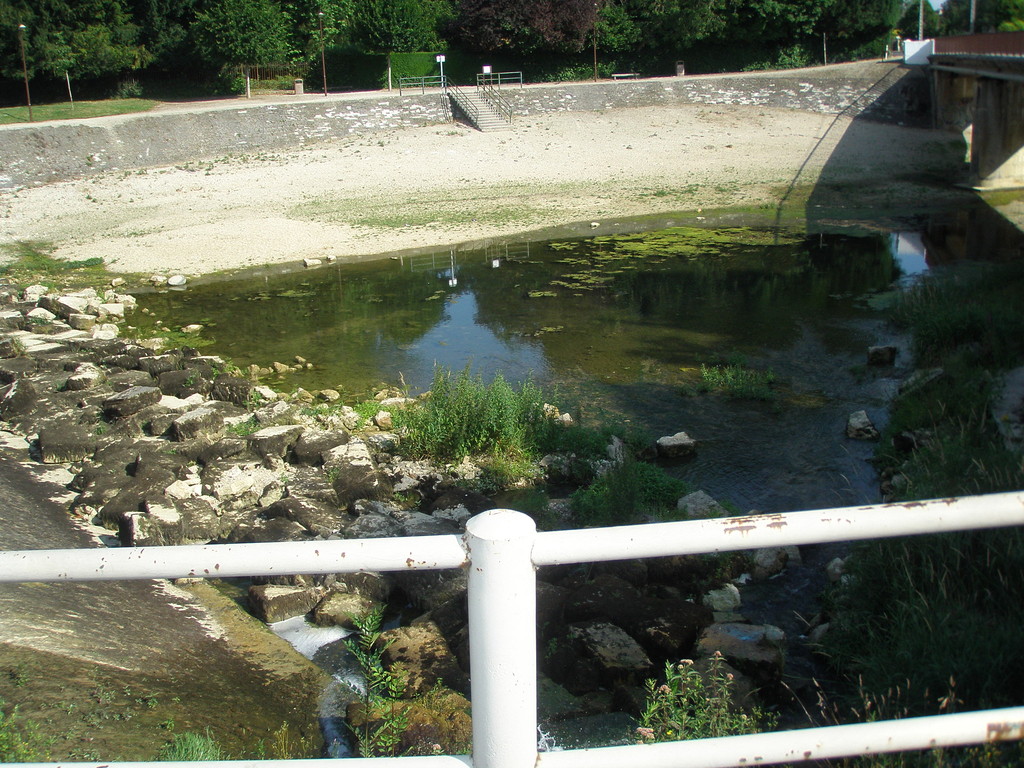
<box><xmin>611</xmin><ymin>72</ymin><xmax>639</xmax><ymax>80</ymax></box>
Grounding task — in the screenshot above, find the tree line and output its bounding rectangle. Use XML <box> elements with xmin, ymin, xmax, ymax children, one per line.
<box><xmin>1</xmin><ymin>0</ymin><xmax>1022</xmax><ymax>102</ymax></box>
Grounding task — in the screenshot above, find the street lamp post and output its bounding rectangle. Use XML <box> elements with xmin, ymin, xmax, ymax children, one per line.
<box><xmin>593</xmin><ymin>2</ymin><xmax>599</xmax><ymax>82</ymax></box>
<box><xmin>317</xmin><ymin>12</ymin><xmax>327</xmax><ymax>96</ymax></box>
<box><xmin>17</xmin><ymin>24</ymin><xmax>32</xmax><ymax>122</ymax></box>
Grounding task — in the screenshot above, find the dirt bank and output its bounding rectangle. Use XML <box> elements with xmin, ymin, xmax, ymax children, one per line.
<box><xmin>0</xmin><ymin>101</ymin><xmax>963</xmax><ymax>278</ymax></box>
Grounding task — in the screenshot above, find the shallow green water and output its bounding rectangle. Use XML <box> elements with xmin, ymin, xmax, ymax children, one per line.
<box><xmin>133</xmin><ymin>223</ymin><xmax>932</xmax><ymax>514</ymax></box>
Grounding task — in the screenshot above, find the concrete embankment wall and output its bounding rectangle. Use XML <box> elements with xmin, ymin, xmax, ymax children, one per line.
<box><xmin>0</xmin><ymin>62</ymin><xmax>928</xmax><ymax>190</ymax></box>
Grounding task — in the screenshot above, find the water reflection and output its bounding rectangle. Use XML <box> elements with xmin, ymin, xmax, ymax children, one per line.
<box><xmin>135</xmin><ymin>224</ymin><xmax>931</xmax><ymax>513</ymax></box>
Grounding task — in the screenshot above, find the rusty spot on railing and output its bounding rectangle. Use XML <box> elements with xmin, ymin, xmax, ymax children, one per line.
<box><xmin>722</xmin><ymin>513</ymin><xmax>787</xmax><ymax>535</ymax></box>
<box><xmin>987</xmin><ymin>720</ymin><xmax>1024</xmax><ymax>741</ymax></box>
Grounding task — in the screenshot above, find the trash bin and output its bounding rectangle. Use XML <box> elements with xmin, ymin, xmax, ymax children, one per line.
<box><xmin>294</xmin><ymin>78</ymin><xmax>304</xmax><ymax>95</ymax></box>
<box><xmin>675</xmin><ymin>61</ymin><xmax>686</xmax><ymax>76</ymax></box>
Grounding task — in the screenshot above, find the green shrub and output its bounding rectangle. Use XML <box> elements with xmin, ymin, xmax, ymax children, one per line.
<box><xmin>571</xmin><ymin>458</ymin><xmax>688</xmax><ymax>526</ymax></box>
<box><xmin>395</xmin><ymin>366</ymin><xmax>547</xmax><ymax>463</ymax></box>
<box><xmin>698</xmin><ymin>363</ymin><xmax>776</xmax><ymax>400</ymax></box>
<box><xmin>0</xmin><ymin>700</ymin><xmax>52</xmax><ymax>762</ymax></box>
<box><xmin>825</xmin><ymin>257</ymin><xmax>1024</xmax><ymax>719</ymax></box>
<box><xmin>635</xmin><ymin>653</ymin><xmax>772</xmax><ymax>743</ymax></box>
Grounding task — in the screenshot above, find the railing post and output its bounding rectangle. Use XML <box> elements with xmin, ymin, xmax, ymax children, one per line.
<box><xmin>465</xmin><ymin>510</ymin><xmax>538</xmax><ymax>768</ymax></box>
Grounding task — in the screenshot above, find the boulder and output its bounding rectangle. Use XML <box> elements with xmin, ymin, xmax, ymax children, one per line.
<box><xmin>64</xmin><ymin>362</ymin><xmax>106</xmax><ymax>391</ymax></box>
<box><xmin>292</xmin><ymin>429</ymin><xmax>350</xmax><ymax>466</ymax></box>
<box><xmin>137</xmin><ymin>353</ymin><xmax>181</xmax><ymax>377</ymax></box>
<box><xmin>102</xmin><ymin>386</ymin><xmax>162</xmax><ymax>419</ymax></box>
<box><xmin>380</xmin><ymin>620</ymin><xmax>470</xmax><ymax>697</ymax></box>
<box><xmin>312</xmin><ymin>591</ymin><xmax>376</xmax><ymax>628</ymax></box>
<box><xmin>696</xmin><ymin>623</ymin><xmax>785</xmax><ymax>686</ymax></box>
<box><xmin>568</xmin><ymin>621</ymin><xmax>654</xmax><ymax>685</ymax></box>
<box><xmin>260</xmin><ymin>497</ymin><xmax>349</xmax><ymax>538</ymax></box>
<box><xmin>325</xmin><ymin>439</ymin><xmax>393</xmax><ymax>509</ymax></box>
<box><xmin>37</xmin><ymin>423</ymin><xmax>99</xmax><ymax>463</ymax></box>
<box><xmin>248</xmin><ymin>584</ymin><xmax>324</xmax><ymax>623</ymax></box>
<box><xmin>677</xmin><ymin>490</ymin><xmax>727</xmax><ymax>519</ymax></box>
<box><xmin>846</xmin><ymin>410</ymin><xmax>880</xmax><ymax>441</ymax></box>
<box><xmin>171</xmin><ymin>404</ymin><xmax>227</xmax><ymax>442</ymax></box>
<box><xmin>246</xmin><ymin>424</ymin><xmax>305</xmax><ymax>462</ymax></box>
<box><xmin>121</xmin><ymin>496</ymin><xmax>225</xmax><ymax>547</ymax></box>
<box><xmin>201</xmin><ymin>461</ymin><xmax>283</xmax><ymax>511</ymax></box>
<box><xmin>867</xmin><ymin>345</ymin><xmax>898</xmax><ymax>366</ymax></box>
<box><xmin>0</xmin><ymin>378</ymin><xmax>40</xmax><ymax>419</ymax></box>
<box><xmin>212</xmin><ymin>374</ymin><xmax>253</xmax><ymax>405</ymax></box>
<box><xmin>702</xmin><ymin>583</ymin><xmax>741</xmax><ymax>612</ymax></box>
<box><xmin>751</xmin><ymin>547</ymin><xmax>791</xmax><ymax>581</ymax></box>
<box><xmin>655</xmin><ymin>431</ymin><xmax>697</xmax><ymax>458</ymax></box>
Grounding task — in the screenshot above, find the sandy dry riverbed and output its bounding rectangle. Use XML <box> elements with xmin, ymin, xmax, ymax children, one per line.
<box><xmin>0</xmin><ymin>103</ymin><xmax>959</xmax><ymax>277</ymax></box>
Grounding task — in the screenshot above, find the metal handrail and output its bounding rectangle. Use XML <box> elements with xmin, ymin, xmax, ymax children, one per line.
<box><xmin>476</xmin><ymin>71</ymin><xmax>524</xmax><ymax>89</ymax></box>
<box><xmin>447</xmin><ymin>82</ymin><xmax>480</xmax><ymax>126</ymax></box>
<box><xmin>398</xmin><ymin>74</ymin><xmax>446</xmax><ymax>95</ymax></box>
<box><xmin>4</xmin><ymin>492</ymin><xmax>1024</xmax><ymax>768</ymax></box>
<box><xmin>479</xmin><ymin>83</ymin><xmax>514</xmax><ymax>124</ymax></box>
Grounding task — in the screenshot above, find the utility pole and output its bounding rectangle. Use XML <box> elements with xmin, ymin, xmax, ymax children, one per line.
<box><xmin>593</xmin><ymin>1</ymin><xmax>598</xmax><ymax>82</ymax></box>
<box><xmin>317</xmin><ymin>11</ymin><xmax>327</xmax><ymax>96</ymax></box>
<box><xmin>918</xmin><ymin>0</ymin><xmax>925</xmax><ymax>40</ymax></box>
<box><xmin>17</xmin><ymin>24</ymin><xmax>32</xmax><ymax>122</ymax></box>
<box><xmin>970</xmin><ymin>0</ymin><xmax>977</xmax><ymax>33</ymax></box>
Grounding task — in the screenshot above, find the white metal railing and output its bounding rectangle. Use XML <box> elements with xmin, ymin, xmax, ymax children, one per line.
<box><xmin>3</xmin><ymin>492</ymin><xmax>1024</xmax><ymax>768</ymax></box>
<box><xmin>475</xmin><ymin>72</ymin><xmax>523</xmax><ymax>89</ymax></box>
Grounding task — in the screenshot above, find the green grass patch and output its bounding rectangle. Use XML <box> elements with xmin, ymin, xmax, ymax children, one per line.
<box><xmin>570</xmin><ymin>458</ymin><xmax>689</xmax><ymax>526</ymax></box>
<box><xmin>823</xmin><ymin>258</ymin><xmax>1024</xmax><ymax>718</ymax></box>
<box><xmin>157</xmin><ymin>732</ymin><xmax>224</xmax><ymax>761</ymax></box>
<box><xmin>0</xmin><ymin>699</ymin><xmax>52</xmax><ymax>762</ymax></box>
<box><xmin>696</xmin><ymin>362</ymin><xmax>776</xmax><ymax>401</ymax></box>
<box><xmin>0</xmin><ymin>241</ymin><xmax>107</xmax><ymax>288</ymax></box>
<box><xmin>0</xmin><ymin>99</ymin><xmax>158</xmax><ymax>125</ymax></box>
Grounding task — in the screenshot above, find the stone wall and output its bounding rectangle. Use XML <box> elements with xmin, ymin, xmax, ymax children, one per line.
<box><xmin>0</xmin><ymin>63</ymin><xmax>929</xmax><ymax>190</ymax></box>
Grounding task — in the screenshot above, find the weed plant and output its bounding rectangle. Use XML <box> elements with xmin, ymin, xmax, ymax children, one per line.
<box><xmin>571</xmin><ymin>458</ymin><xmax>690</xmax><ymax>526</ymax></box>
<box><xmin>344</xmin><ymin>608</ymin><xmax>409</xmax><ymax>757</ymax></box>
<box><xmin>395</xmin><ymin>366</ymin><xmax>548</xmax><ymax>463</ymax></box>
<box><xmin>0</xmin><ymin>700</ymin><xmax>52</xmax><ymax>762</ymax></box>
<box><xmin>823</xmin><ymin>259</ymin><xmax>1024</xmax><ymax>719</ymax></box>
<box><xmin>157</xmin><ymin>731</ymin><xmax>224</xmax><ymax>761</ymax></box>
<box><xmin>635</xmin><ymin>653</ymin><xmax>772</xmax><ymax>743</ymax></box>
<box><xmin>698</xmin><ymin>362</ymin><xmax>776</xmax><ymax>400</ymax></box>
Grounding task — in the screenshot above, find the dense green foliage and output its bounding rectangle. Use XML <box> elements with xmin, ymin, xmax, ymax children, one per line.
<box><xmin>395</xmin><ymin>366</ymin><xmax>550</xmax><ymax>464</ymax></box>
<box><xmin>0</xmin><ymin>701</ymin><xmax>51</xmax><ymax>762</ymax></box>
<box><xmin>8</xmin><ymin>0</ymin><xmax>1014</xmax><ymax>101</ymax></box>
<box><xmin>571</xmin><ymin>459</ymin><xmax>690</xmax><ymax>526</ymax></box>
<box><xmin>636</xmin><ymin>654</ymin><xmax>773</xmax><ymax>743</ymax></box>
<box><xmin>823</xmin><ymin>260</ymin><xmax>1024</xmax><ymax>718</ymax></box>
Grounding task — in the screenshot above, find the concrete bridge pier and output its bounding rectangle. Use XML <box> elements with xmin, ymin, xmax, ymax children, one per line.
<box><xmin>971</xmin><ymin>76</ymin><xmax>1024</xmax><ymax>189</ymax></box>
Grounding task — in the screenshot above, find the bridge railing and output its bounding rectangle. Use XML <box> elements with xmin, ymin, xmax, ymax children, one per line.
<box><xmin>934</xmin><ymin>30</ymin><xmax>1024</xmax><ymax>56</ymax></box>
<box><xmin>3</xmin><ymin>492</ymin><xmax>1024</xmax><ymax>768</ymax></box>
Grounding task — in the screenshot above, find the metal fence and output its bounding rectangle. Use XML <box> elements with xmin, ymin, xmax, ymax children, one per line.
<box><xmin>475</xmin><ymin>72</ymin><xmax>523</xmax><ymax>89</ymax></box>
<box><xmin>398</xmin><ymin>75</ymin><xmax>446</xmax><ymax>95</ymax></box>
<box><xmin>4</xmin><ymin>492</ymin><xmax>1024</xmax><ymax>768</ymax></box>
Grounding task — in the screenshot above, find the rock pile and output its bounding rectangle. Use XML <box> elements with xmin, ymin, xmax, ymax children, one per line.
<box><xmin>2</xmin><ymin>281</ymin><xmax>806</xmax><ymax>738</ymax></box>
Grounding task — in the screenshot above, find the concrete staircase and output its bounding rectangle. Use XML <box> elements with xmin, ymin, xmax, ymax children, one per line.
<box><xmin>449</xmin><ymin>87</ymin><xmax>513</xmax><ymax>132</ymax></box>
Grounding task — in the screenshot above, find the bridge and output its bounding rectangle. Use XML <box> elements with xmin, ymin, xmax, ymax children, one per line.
<box><xmin>926</xmin><ymin>30</ymin><xmax>1024</xmax><ymax>189</ymax></box>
